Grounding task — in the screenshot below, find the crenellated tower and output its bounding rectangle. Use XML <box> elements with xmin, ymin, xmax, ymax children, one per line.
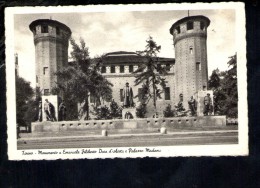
<box><xmin>29</xmin><ymin>19</ymin><xmax>71</xmax><ymax>95</ymax></box>
<box><xmin>170</xmin><ymin>15</ymin><xmax>210</xmax><ymax>109</ymax></box>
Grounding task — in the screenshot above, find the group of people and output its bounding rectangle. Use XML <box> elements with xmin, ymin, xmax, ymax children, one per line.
<box><xmin>176</xmin><ymin>93</ymin><xmax>213</xmax><ymax>116</ymax></box>
<box><xmin>38</xmin><ymin>99</ymin><xmax>66</xmax><ymax>122</ymax></box>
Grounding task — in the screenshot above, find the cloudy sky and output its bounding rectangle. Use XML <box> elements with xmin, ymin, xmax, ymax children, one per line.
<box><xmin>13</xmin><ymin>8</ymin><xmax>236</xmax><ymax>88</ymax></box>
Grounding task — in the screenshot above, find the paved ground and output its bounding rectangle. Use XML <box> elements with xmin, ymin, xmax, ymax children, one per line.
<box><xmin>17</xmin><ymin>126</ymin><xmax>238</xmax><ymax>150</ymax></box>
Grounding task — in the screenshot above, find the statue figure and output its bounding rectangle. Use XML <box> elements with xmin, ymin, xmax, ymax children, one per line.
<box><xmin>175</xmin><ymin>93</ymin><xmax>185</xmax><ymax>112</ymax></box>
<box><xmin>188</xmin><ymin>96</ymin><xmax>196</xmax><ymax>116</ymax></box>
<box><xmin>203</xmin><ymin>93</ymin><xmax>212</xmax><ymax>116</ymax></box>
<box><xmin>37</xmin><ymin>100</ymin><xmax>42</xmax><ymax>121</ymax></box>
<box><xmin>123</xmin><ymin>82</ymin><xmax>134</xmax><ymax>108</ymax></box>
<box><xmin>58</xmin><ymin>100</ymin><xmax>66</xmax><ymax>121</ymax></box>
<box><xmin>44</xmin><ymin>99</ymin><xmax>57</xmax><ymax>121</ymax></box>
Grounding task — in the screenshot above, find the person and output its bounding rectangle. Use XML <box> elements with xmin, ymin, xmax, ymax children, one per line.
<box><xmin>38</xmin><ymin>100</ymin><xmax>42</xmax><ymax>121</ymax></box>
<box><xmin>123</xmin><ymin>82</ymin><xmax>134</xmax><ymax>108</ymax></box>
<box><xmin>58</xmin><ymin>100</ymin><xmax>66</xmax><ymax>121</ymax></box>
<box><xmin>204</xmin><ymin>93</ymin><xmax>212</xmax><ymax>116</ymax></box>
<box><xmin>44</xmin><ymin>99</ymin><xmax>52</xmax><ymax>121</ymax></box>
<box><xmin>188</xmin><ymin>96</ymin><xmax>196</xmax><ymax>116</ymax></box>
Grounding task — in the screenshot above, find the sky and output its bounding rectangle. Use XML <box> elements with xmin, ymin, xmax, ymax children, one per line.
<box><xmin>13</xmin><ymin>8</ymin><xmax>236</xmax><ymax>88</ymax></box>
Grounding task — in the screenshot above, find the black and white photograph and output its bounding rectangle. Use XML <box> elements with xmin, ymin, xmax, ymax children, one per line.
<box><xmin>5</xmin><ymin>3</ymin><xmax>247</xmax><ymax>160</ymax></box>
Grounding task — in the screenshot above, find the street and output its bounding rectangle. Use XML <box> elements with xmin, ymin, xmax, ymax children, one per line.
<box><xmin>17</xmin><ymin>130</ymin><xmax>238</xmax><ymax>150</ymax></box>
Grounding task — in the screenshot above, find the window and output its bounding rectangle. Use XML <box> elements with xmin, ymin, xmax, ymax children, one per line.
<box><xmin>43</xmin><ymin>67</ymin><xmax>48</xmax><ymax>75</ymax></box>
<box><xmin>120</xmin><ymin>65</ymin><xmax>124</xmax><ymax>73</ymax></box>
<box><xmin>41</xmin><ymin>25</ymin><xmax>48</xmax><ymax>33</ymax></box>
<box><xmin>164</xmin><ymin>87</ymin><xmax>170</xmax><ymax>100</ymax></box>
<box><xmin>56</xmin><ymin>27</ymin><xmax>60</xmax><ymax>35</ymax></box>
<box><xmin>176</xmin><ymin>26</ymin><xmax>180</xmax><ymax>34</ymax></box>
<box><xmin>111</xmin><ymin>65</ymin><xmax>115</xmax><ymax>73</ymax></box>
<box><xmin>166</xmin><ymin>64</ymin><xmax>171</xmax><ymax>71</ymax></box>
<box><xmin>101</xmin><ymin>66</ymin><xmax>106</xmax><ymax>73</ymax></box>
<box><xmin>189</xmin><ymin>47</ymin><xmax>193</xmax><ymax>54</ymax></box>
<box><xmin>44</xmin><ymin>89</ymin><xmax>49</xmax><ymax>95</ymax></box>
<box><xmin>187</xmin><ymin>21</ymin><xmax>193</xmax><ymax>30</ymax></box>
<box><xmin>129</xmin><ymin>65</ymin><xmax>133</xmax><ymax>73</ymax></box>
<box><xmin>200</xmin><ymin>21</ymin><xmax>205</xmax><ymax>30</ymax></box>
<box><xmin>120</xmin><ymin>89</ymin><xmax>124</xmax><ymax>102</ymax></box>
<box><xmin>196</xmin><ymin>62</ymin><xmax>201</xmax><ymax>71</ymax></box>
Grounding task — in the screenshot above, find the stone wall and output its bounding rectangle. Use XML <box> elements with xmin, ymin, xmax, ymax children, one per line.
<box><xmin>31</xmin><ymin>116</ymin><xmax>226</xmax><ymax>133</ymax></box>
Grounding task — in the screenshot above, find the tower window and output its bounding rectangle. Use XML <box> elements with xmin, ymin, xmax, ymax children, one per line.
<box><xmin>187</xmin><ymin>21</ymin><xmax>193</xmax><ymax>30</ymax></box>
<box><xmin>56</xmin><ymin>27</ymin><xmax>60</xmax><ymax>35</ymax></box>
<box><xmin>101</xmin><ymin>66</ymin><xmax>106</xmax><ymax>73</ymax></box>
<box><xmin>129</xmin><ymin>65</ymin><xmax>133</xmax><ymax>73</ymax></box>
<box><xmin>190</xmin><ymin>47</ymin><xmax>193</xmax><ymax>54</ymax></box>
<box><xmin>44</xmin><ymin>89</ymin><xmax>49</xmax><ymax>95</ymax></box>
<box><xmin>166</xmin><ymin>64</ymin><xmax>171</xmax><ymax>71</ymax></box>
<box><xmin>164</xmin><ymin>87</ymin><xmax>170</xmax><ymax>100</ymax></box>
<box><xmin>196</xmin><ymin>62</ymin><xmax>201</xmax><ymax>71</ymax></box>
<box><xmin>111</xmin><ymin>65</ymin><xmax>115</xmax><ymax>73</ymax></box>
<box><xmin>120</xmin><ymin>89</ymin><xmax>124</xmax><ymax>102</ymax></box>
<box><xmin>41</xmin><ymin>25</ymin><xmax>48</xmax><ymax>33</ymax></box>
<box><xmin>43</xmin><ymin>67</ymin><xmax>48</xmax><ymax>75</ymax></box>
<box><xmin>120</xmin><ymin>65</ymin><xmax>124</xmax><ymax>73</ymax></box>
<box><xmin>176</xmin><ymin>26</ymin><xmax>180</xmax><ymax>34</ymax></box>
<box><xmin>200</xmin><ymin>21</ymin><xmax>205</xmax><ymax>30</ymax></box>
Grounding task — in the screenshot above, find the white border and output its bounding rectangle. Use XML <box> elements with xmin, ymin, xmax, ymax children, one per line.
<box><xmin>5</xmin><ymin>2</ymin><xmax>248</xmax><ymax>160</ymax></box>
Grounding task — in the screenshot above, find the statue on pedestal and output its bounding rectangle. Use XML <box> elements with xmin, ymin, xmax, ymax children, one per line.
<box><xmin>188</xmin><ymin>96</ymin><xmax>196</xmax><ymax>116</ymax></box>
<box><xmin>203</xmin><ymin>93</ymin><xmax>212</xmax><ymax>116</ymax></box>
<box><xmin>123</xmin><ymin>82</ymin><xmax>134</xmax><ymax>108</ymax></box>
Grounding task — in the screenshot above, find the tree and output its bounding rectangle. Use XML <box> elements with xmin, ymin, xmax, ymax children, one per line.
<box><xmin>54</xmin><ymin>38</ymin><xmax>113</xmax><ymax>120</ymax></box>
<box><xmin>208</xmin><ymin>54</ymin><xmax>238</xmax><ymax>117</ymax></box>
<box><xmin>134</xmin><ymin>36</ymin><xmax>167</xmax><ymax>112</ymax></box>
<box><xmin>16</xmin><ymin>76</ymin><xmax>35</xmax><ymax>128</ymax></box>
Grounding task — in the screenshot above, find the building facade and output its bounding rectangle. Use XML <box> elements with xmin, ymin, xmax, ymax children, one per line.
<box><xmin>29</xmin><ymin>19</ymin><xmax>71</xmax><ymax>95</ymax></box>
<box><xmin>170</xmin><ymin>15</ymin><xmax>210</xmax><ymax>109</ymax></box>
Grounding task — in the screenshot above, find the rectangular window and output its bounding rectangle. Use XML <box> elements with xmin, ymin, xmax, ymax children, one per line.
<box><xmin>166</xmin><ymin>64</ymin><xmax>171</xmax><ymax>71</ymax></box>
<box><xmin>120</xmin><ymin>65</ymin><xmax>124</xmax><ymax>73</ymax></box>
<box><xmin>44</xmin><ymin>89</ymin><xmax>49</xmax><ymax>95</ymax></box>
<box><xmin>129</xmin><ymin>65</ymin><xmax>133</xmax><ymax>73</ymax></box>
<box><xmin>187</xmin><ymin>21</ymin><xmax>193</xmax><ymax>30</ymax></box>
<box><xmin>196</xmin><ymin>62</ymin><xmax>201</xmax><ymax>71</ymax></box>
<box><xmin>190</xmin><ymin>47</ymin><xmax>193</xmax><ymax>54</ymax></box>
<box><xmin>200</xmin><ymin>21</ymin><xmax>205</xmax><ymax>30</ymax></box>
<box><xmin>111</xmin><ymin>65</ymin><xmax>115</xmax><ymax>73</ymax></box>
<box><xmin>120</xmin><ymin>89</ymin><xmax>124</xmax><ymax>102</ymax></box>
<box><xmin>41</xmin><ymin>25</ymin><xmax>48</xmax><ymax>33</ymax></box>
<box><xmin>56</xmin><ymin>27</ymin><xmax>60</xmax><ymax>35</ymax></box>
<box><xmin>164</xmin><ymin>87</ymin><xmax>170</xmax><ymax>100</ymax></box>
<box><xmin>43</xmin><ymin>67</ymin><xmax>48</xmax><ymax>75</ymax></box>
<box><xmin>176</xmin><ymin>26</ymin><xmax>180</xmax><ymax>34</ymax></box>
<box><xmin>101</xmin><ymin>66</ymin><xmax>106</xmax><ymax>73</ymax></box>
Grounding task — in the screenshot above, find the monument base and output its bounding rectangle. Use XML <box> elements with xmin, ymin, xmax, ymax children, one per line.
<box><xmin>122</xmin><ymin>108</ymin><xmax>136</xmax><ymax>119</ymax></box>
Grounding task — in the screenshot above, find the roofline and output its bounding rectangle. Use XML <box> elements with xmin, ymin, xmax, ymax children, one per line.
<box><xmin>29</xmin><ymin>19</ymin><xmax>72</xmax><ymax>34</ymax></box>
<box><xmin>170</xmin><ymin>15</ymin><xmax>210</xmax><ymax>35</ymax></box>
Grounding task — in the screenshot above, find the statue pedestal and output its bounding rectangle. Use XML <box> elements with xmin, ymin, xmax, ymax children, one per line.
<box><xmin>195</xmin><ymin>90</ymin><xmax>214</xmax><ymax>116</ymax></box>
<box><xmin>122</xmin><ymin>108</ymin><xmax>136</xmax><ymax>119</ymax></box>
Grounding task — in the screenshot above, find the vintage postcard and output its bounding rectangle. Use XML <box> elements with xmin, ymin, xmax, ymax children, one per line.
<box><xmin>5</xmin><ymin>3</ymin><xmax>248</xmax><ymax>160</ymax></box>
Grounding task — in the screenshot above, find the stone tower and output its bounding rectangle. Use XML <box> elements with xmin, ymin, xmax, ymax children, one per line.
<box><xmin>29</xmin><ymin>19</ymin><xmax>71</xmax><ymax>95</ymax></box>
<box><xmin>170</xmin><ymin>15</ymin><xmax>210</xmax><ymax>109</ymax></box>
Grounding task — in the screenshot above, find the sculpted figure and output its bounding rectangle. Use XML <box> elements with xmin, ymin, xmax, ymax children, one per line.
<box><xmin>188</xmin><ymin>96</ymin><xmax>196</xmax><ymax>116</ymax></box>
<box><xmin>203</xmin><ymin>93</ymin><xmax>212</xmax><ymax>116</ymax></box>
<box><xmin>123</xmin><ymin>82</ymin><xmax>134</xmax><ymax>108</ymax></box>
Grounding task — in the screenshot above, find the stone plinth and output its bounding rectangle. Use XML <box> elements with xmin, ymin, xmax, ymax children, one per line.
<box><xmin>31</xmin><ymin>116</ymin><xmax>226</xmax><ymax>133</ymax></box>
<box><xmin>195</xmin><ymin>90</ymin><xmax>214</xmax><ymax>116</ymax></box>
<box><xmin>42</xmin><ymin>95</ymin><xmax>59</xmax><ymax>121</ymax></box>
<box><xmin>122</xmin><ymin>108</ymin><xmax>136</xmax><ymax>119</ymax></box>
